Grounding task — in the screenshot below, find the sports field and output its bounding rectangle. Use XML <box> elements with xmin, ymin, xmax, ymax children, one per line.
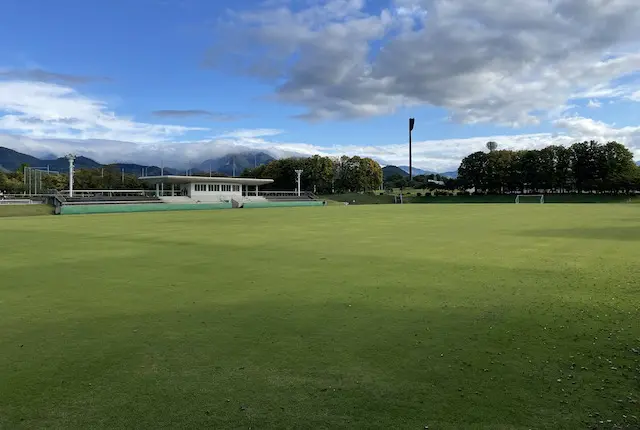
<box><xmin>1</xmin><ymin>205</ymin><xmax>639</xmax><ymax>429</ymax></box>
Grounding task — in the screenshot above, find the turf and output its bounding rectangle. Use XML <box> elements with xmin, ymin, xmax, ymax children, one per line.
<box><xmin>1</xmin><ymin>205</ymin><xmax>639</xmax><ymax>429</ymax></box>
<box><xmin>0</xmin><ymin>204</ymin><xmax>53</xmax><ymax>217</ymax></box>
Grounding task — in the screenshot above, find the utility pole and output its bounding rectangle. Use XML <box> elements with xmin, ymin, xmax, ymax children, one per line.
<box><xmin>409</xmin><ymin>117</ymin><xmax>415</xmax><ymax>180</ymax></box>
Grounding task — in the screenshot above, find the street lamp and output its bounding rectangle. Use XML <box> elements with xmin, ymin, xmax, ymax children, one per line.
<box><xmin>295</xmin><ymin>169</ymin><xmax>303</xmax><ymax>196</ymax></box>
<box><xmin>66</xmin><ymin>154</ymin><xmax>77</xmax><ymax>197</ymax></box>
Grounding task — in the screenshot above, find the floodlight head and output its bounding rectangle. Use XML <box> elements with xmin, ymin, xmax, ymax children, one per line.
<box><xmin>295</xmin><ymin>169</ymin><xmax>303</xmax><ymax>174</ymax></box>
<box><xmin>65</xmin><ymin>153</ymin><xmax>77</xmax><ymax>162</ymax></box>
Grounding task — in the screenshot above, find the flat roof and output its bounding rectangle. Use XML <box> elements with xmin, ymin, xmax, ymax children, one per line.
<box><xmin>138</xmin><ymin>175</ymin><xmax>274</xmax><ymax>186</ymax></box>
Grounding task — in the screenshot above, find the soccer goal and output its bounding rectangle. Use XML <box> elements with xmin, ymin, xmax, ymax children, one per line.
<box><xmin>515</xmin><ymin>194</ymin><xmax>544</xmax><ymax>204</ymax></box>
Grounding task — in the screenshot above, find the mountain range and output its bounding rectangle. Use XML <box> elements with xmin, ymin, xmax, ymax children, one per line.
<box><xmin>0</xmin><ymin>147</ymin><xmax>275</xmax><ymax>177</ymax></box>
<box><xmin>388</xmin><ymin>165</ymin><xmax>458</xmax><ymax>179</ymax></box>
<box><xmin>1</xmin><ymin>146</ymin><xmax>462</xmax><ymax>179</ymax></box>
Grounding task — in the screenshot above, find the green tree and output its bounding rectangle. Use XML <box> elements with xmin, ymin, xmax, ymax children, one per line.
<box><xmin>458</xmin><ymin>151</ymin><xmax>488</xmax><ymax>192</ymax></box>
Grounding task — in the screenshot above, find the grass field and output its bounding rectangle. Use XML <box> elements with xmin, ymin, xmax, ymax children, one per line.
<box><xmin>1</xmin><ymin>205</ymin><xmax>639</xmax><ymax>429</ymax></box>
<box><xmin>0</xmin><ymin>204</ymin><xmax>53</xmax><ymax>217</ymax></box>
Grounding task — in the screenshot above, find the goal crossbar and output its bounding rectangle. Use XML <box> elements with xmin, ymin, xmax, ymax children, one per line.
<box><xmin>515</xmin><ymin>194</ymin><xmax>544</xmax><ymax>204</ymax></box>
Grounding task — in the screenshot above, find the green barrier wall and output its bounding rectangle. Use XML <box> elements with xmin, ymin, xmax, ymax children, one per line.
<box><xmin>243</xmin><ymin>200</ymin><xmax>326</xmax><ymax>209</ymax></box>
<box><xmin>59</xmin><ymin>202</ymin><xmax>232</xmax><ymax>215</ymax></box>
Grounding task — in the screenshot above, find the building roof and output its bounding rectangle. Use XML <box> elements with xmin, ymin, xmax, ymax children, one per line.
<box><xmin>138</xmin><ymin>175</ymin><xmax>274</xmax><ymax>186</ymax></box>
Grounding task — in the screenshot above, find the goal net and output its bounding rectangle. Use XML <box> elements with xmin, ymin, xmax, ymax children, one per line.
<box><xmin>515</xmin><ymin>194</ymin><xmax>544</xmax><ymax>204</ymax></box>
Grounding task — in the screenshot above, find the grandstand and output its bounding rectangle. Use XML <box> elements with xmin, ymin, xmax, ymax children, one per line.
<box><xmin>49</xmin><ymin>175</ymin><xmax>325</xmax><ymax>214</ymax></box>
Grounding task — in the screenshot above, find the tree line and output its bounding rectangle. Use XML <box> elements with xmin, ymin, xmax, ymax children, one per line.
<box><xmin>0</xmin><ymin>164</ymin><xmax>145</xmax><ymax>193</ymax></box>
<box><xmin>458</xmin><ymin>141</ymin><xmax>640</xmax><ymax>194</ymax></box>
<box><xmin>242</xmin><ymin>155</ymin><xmax>383</xmax><ymax>194</ymax></box>
<box><xmin>2</xmin><ymin>155</ymin><xmax>384</xmax><ymax>195</ymax></box>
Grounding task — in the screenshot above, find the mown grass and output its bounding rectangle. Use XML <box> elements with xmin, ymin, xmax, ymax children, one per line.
<box><xmin>0</xmin><ymin>204</ymin><xmax>53</xmax><ymax>217</ymax></box>
<box><xmin>1</xmin><ymin>205</ymin><xmax>639</xmax><ymax>429</ymax></box>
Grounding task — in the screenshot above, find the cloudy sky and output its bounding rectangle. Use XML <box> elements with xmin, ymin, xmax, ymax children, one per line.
<box><xmin>1</xmin><ymin>0</ymin><xmax>640</xmax><ymax>171</ymax></box>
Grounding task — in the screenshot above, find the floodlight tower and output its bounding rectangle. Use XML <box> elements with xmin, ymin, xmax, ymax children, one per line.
<box><xmin>295</xmin><ymin>169</ymin><xmax>303</xmax><ymax>196</ymax></box>
<box><xmin>66</xmin><ymin>154</ymin><xmax>77</xmax><ymax>197</ymax></box>
<box><xmin>409</xmin><ymin>117</ymin><xmax>415</xmax><ymax>180</ymax></box>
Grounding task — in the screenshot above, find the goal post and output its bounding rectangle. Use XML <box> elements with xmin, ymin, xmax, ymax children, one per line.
<box><xmin>515</xmin><ymin>194</ymin><xmax>544</xmax><ymax>204</ymax></box>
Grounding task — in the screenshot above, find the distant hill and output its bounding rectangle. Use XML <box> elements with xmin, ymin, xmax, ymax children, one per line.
<box><xmin>198</xmin><ymin>152</ymin><xmax>275</xmax><ymax>176</ymax></box>
<box><xmin>387</xmin><ymin>164</ymin><xmax>458</xmax><ymax>179</ymax></box>
<box><xmin>0</xmin><ymin>147</ymin><xmax>101</xmax><ymax>172</ymax></box>
<box><xmin>0</xmin><ymin>147</ymin><xmax>43</xmax><ymax>171</ymax></box>
<box><xmin>382</xmin><ymin>165</ymin><xmax>409</xmax><ymax>179</ymax></box>
<box><xmin>636</xmin><ymin>161</ymin><xmax>640</xmax><ymax>166</ymax></box>
<box><xmin>0</xmin><ymin>146</ymin><xmax>275</xmax><ymax>177</ymax></box>
<box><xmin>398</xmin><ymin>166</ymin><xmax>435</xmax><ymax>176</ymax></box>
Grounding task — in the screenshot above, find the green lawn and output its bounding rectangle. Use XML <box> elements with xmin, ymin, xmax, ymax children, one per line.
<box><xmin>1</xmin><ymin>205</ymin><xmax>639</xmax><ymax>429</ymax></box>
<box><xmin>0</xmin><ymin>204</ymin><xmax>53</xmax><ymax>217</ymax></box>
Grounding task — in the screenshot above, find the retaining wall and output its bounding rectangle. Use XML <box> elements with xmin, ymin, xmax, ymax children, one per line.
<box><xmin>58</xmin><ymin>202</ymin><xmax>232</xmax><ymax>215</ymax></box>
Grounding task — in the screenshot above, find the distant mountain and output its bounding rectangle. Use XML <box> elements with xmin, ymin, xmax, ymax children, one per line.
<box><xmin>0</xmin><ymin>146</ymin><xmax>275</xmax><ymax>177</ymax></box>
<box><xmin>382</xmin><ymin>165</ymin><xmax>409</xmax><ymax>179</ymax></box>
<box><xmin>392</xmin><ymin>166</ymin><xmax>458</xmax><ymax>178</ymax></box>
<box><xmin>0</xmin><ymin>147</ymin><xmax>102</xmax><ymax>172</ymax></box>
<box><xmin>636</xmin><ymin>161</ymin><xmax>640</xmax><ymax>166</ymax></box>
<box><xmin>0</xmin><ymin>147</ymin><xmax>43</xmax><ymax>171</ymax></box>
<box><xmin>398</xmin><ymin>166</ymin><xmax>435</xmax><ymax>176</ymax></box>
<box><xmin>198</xmin><ymin>152</ymin><xmax>275</xmax><ymax>176</ymax></box>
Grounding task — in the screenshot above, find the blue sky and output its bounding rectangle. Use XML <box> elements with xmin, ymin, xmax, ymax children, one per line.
<box><xmin>1</xmin><ymin>0</ymin><xmax>640</xmax><ymax>171</ymax></box>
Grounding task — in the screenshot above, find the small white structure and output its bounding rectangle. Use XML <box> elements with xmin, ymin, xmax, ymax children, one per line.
<box><xmin>295</xmin><ymin>169</ymin><xmax>303</xmax><ymax>196</ymax></box>
<box><xmin>138</xmin><ymin>175</ymin><xmax>274</xmax><ymax>203</ymax></box>
<box><xmin>66</xmin><ymin>154</ymin><xmax>77</xmax><ymax>197</ymax></box>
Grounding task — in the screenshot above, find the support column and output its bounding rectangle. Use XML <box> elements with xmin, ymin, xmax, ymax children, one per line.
<box><xmin>171</xmin><ymin>183</ymin><xmax>175</xmax><ymax>196</ymax></box>
<box><xmin>255</xmin><ymin>185</ymin><xmax>259</xmax><ymax>196</ymax></box>
<box><xmin>155</xmin><ymin>182</ymin><xmax>159</xmax><ymax>197</ymax></box>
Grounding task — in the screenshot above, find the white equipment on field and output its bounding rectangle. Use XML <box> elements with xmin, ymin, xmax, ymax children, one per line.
<box><xmin>515</xmin><ymin>194</ymin><xmax>544</xmax><ymax>204</ymax></box>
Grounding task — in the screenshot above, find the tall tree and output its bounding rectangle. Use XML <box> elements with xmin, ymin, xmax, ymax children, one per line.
<box><xmin>458</xmin><ymin>151</ymin><xmax>488</xmax><ymax>191</ymax></box>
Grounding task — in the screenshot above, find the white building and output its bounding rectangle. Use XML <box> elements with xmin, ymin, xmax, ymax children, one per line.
<box><xmin>139</xmin><ymin>175</ymin><xmax>274</xmax><ymax>203</ymax></box>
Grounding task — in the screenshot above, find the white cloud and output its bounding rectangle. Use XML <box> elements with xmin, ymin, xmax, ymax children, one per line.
<box><xmin>214</xmin><ymin>128</ymin><xmax>284</xmax><ymax>139</ymax></box>
<box><xmin>587</xmin><ymin>99</ymin><xmax>602</xmax><ymax>108</ymax></box>
<box><xmin>207</xmin><ymin>0</ymin><xmax>640</xmax><ymax>125</ymax></box>
<box><xmin>2</xmin><ymin>114</ymin><xmax>639</xmax><ymax>172</ymax></box>
<box><xmin>0</xmin><ymin>80</ymin><xmax>204</xmax><ymax>143</ymax></box>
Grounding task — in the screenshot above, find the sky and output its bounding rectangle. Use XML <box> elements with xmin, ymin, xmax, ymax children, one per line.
<box><xmin>1</xmin><ymin>0</ymin><xmax>640</xmax><ymax>172</ymax></box>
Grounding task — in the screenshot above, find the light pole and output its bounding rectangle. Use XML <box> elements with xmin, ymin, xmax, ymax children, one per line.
<box><xmin>409</xmin><ymin>117</ymin><xmax>415</xmax><ymax>180</ymax></box>
<box><xmin>295</xmin><ymin>169</ymin><xmax>303</xmax><ymax>196</ymax></box>
<box><xmin>66</xmin><ymin>154</ymin><xmax>76</xmax><ymax>197</ymax></box>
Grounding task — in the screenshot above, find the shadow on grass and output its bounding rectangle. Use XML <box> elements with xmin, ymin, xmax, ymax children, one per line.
<box><xmin>519</xmin><ymin>226</ymin><xmax>640</xmax><ymax>241</ymax></box>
